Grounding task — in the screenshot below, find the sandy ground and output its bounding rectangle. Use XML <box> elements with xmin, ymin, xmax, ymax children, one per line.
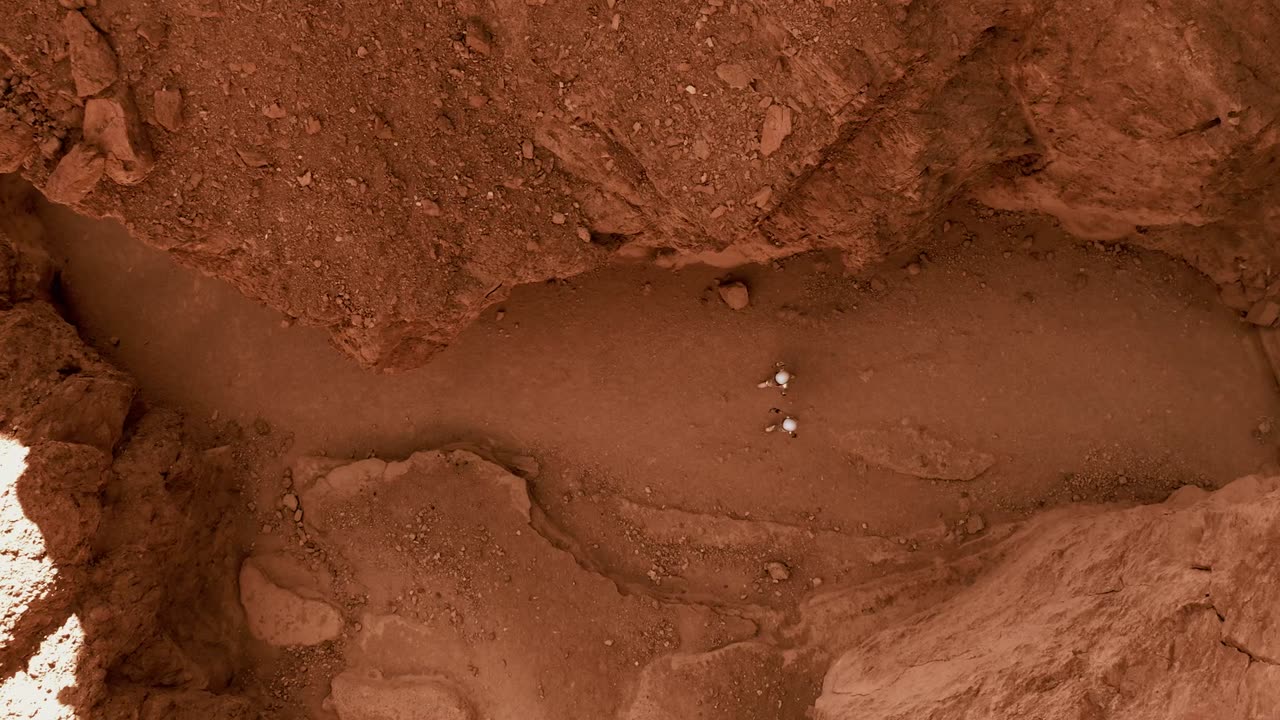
<box><xmin>4</xmin><ymin>1</ymin><xmax>1280</xmax><ymax>714</ymax></box>
<box><xmin>4</xmin><ymin>193</ymin><xmax>1275</xmax><ymax>718</ymax></box>
<box><xmin>40</xmin><ymin>198</ymin><xmax>1280</xmax><ymax>542</ymax></box>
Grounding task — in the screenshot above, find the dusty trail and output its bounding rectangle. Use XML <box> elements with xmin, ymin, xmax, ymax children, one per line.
<box><xmin>39</xmin><ymin>199</ymin><xmax>1279</xmax><ymax>543</ymax></box>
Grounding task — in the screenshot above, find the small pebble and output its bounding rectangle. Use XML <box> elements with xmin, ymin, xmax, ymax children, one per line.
<box><xmin>717</xmin><ymin>281</ymin><xmax>750</xmax><ymax>310</ymax></box>
<box><xmin>965</xmin><ymin>515</ymin><xmax>985</xmax><ymax>534</ymax></box>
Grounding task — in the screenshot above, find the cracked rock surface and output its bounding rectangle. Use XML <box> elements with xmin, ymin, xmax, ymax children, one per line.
<box><xmin>817</xmin><ymin>476</ymin><xmax>1280</xmax><ymax>720</ymax></box>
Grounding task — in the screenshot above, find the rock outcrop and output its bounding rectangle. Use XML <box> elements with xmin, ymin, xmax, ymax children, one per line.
<box><xmin>617</xmin><ymin>475</ymin><xmax>1280</xmax><ymax>720</ymax></box>
<box><xmin>0</xmin><ymin>236</ymin><xmax>250</xmax><ymax>718</ymax></box>
<box><xmin>239</xmin><ymin>557</ymin><xmax>342</xmax><ymax>648</ymax></box>
<box><xmin>1</xmin><ymin>0</ymin><xmax>1276</xmax><ymax>369</ymax></box>
<box><xmin>817</xmin><ymin>477</ymin><xmax>1280</xmax><ymax>720</ymax></box>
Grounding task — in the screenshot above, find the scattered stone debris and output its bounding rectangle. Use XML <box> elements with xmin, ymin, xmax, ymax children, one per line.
<box><xmin>507</xmin><ymin>454</ymin><xmax>540</xmax><ymax>478</ymax></box>
<box><xmin>236</xmin><ymin>146</ymin><xmax>271</xmax><ymax>168</ymax></box>
<box><xmin>760</xmin><ymin>104</ymin><xmax>793</xmax><ymax>157</ymax></box>
<box><xmin>83</xmin><ymin>92</ymin><xmax>155</xmax><ymax>184</ymax></box>
<box><xmin>329</xmin><ymin>671</ymin><xmax>475</xmax><ymax>720</ymax></box>
<box><xmin>843</xmin><ymin>425</ymin><xmax>996</xmax><ymax>481</ymax></box>
<box><xmin>765</xmin><ymin>561</ymin><xmax>791</xmax><ymax>582</ymax></box>
<box><xmin>152</xmin><ymin>88</ymin><xmax>183</xmax><ymax>132</ymax></box>
<box><xmin>136</xmin><ymin>19</ymin><xmax>167</xmax><ymax>47</ymax></box>
<box><xmin>749</xmin><ymin>185</ymin><xmax>773</xmax><ymax>209</ymax></box>
<box><xmin>717</xmin><ymin>280</ymin><xmax>750</xmax><ymax>310</ymax></box>
<box><xmin>0</xmin><ymin>111</ymin><xmax>34</xmax><ymax>172</ymax></box>
<box><xmin>464</xmin><ymin>17</ymin><xmax>494</xmax><ymax>56</ymax></box>
<box><xmin>715</xmin><ymin>63</ymin><xmax>753</xmax><ymax>90</ymax></box>
<box><xmin>1252</xmin><ymin>418</ymin><xmax>1273</xmax><ymax>442</ymax></box>
<box><xmin>63</xmin><ymin>11</ymin><xmax>118</xmax><ymax>97</ymax></box>
<box><xmin>420</xmin><ymin>198</ymin><xmax>442</xmax><ymax>216</ymax></box>
<box><xmin>282</xmin><ymin>493</ymin><xmax>299</xmax><ymax>511</ymax></box>
<box><xmin>965</xmin><ymin>514</ymin><xmax>986</xmax><ymax>534</ymax></box>
<box><xmin>43</xmin><ymin>143</ymin><xmax>105</xmax><ymax>204</ymax></box>
<box><xmin>239</xmin><ymin>560</ymin><xmax>341</xmax><ymax>646</ymax></box>
<box><xmin>1245</xmin><ymin>299</ymin><xmax>1279</xmax><ymax>327</ymax></box>
<box><xmin>1259</xmin><ymin>328</ymin><xmax>1280</xmax><ymax>384</ymax></box>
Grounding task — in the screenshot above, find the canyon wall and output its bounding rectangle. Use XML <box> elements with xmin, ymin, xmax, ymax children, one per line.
<box><xmin>1</xmin><ymin>0</ymin><xmax>1277</xmax><ymax>369</ymax></box>
<box><xmin>0</xmin><ymin>199</ymin><xmax>250</xmax><ymax>719</ymax></box>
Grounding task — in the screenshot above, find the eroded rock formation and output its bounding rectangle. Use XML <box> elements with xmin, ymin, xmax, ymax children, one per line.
<box><xmin>817</xmin><ymin>476</ymin><xmax>1280</xmax><ymax>719</ymax></box>
<box><xmin>0</xmin><ymin>216</ymin><xmax>249</xmax><ymax>719</ymax></box>
<box><xmin>1</xmin><ymin>0</ymin><xmax>1276</xmax><ymax>369</ymax></box>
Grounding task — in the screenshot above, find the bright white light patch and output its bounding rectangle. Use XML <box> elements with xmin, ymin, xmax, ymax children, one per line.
<box><xmin>0</xmin><ymin>435</ymin><xmax>85</xmax><ymax>719</ymax></box>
